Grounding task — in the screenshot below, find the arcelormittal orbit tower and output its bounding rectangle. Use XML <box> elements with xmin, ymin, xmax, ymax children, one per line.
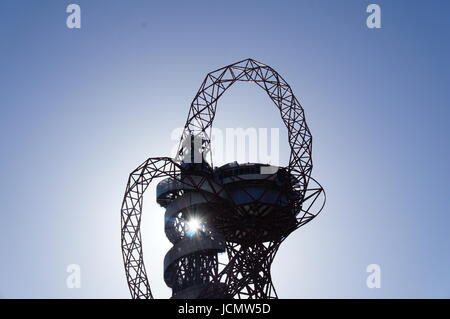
<box><xmin>121</xmin><ymin>58</ymin><xmax>325</xmax><ymax>299</ymax></box>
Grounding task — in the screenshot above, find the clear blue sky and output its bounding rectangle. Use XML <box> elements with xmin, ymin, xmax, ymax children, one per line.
<box><xmin>0</xmin><ymin>0</ymin><xmax>449</xmax><ymax>298</ymax></box>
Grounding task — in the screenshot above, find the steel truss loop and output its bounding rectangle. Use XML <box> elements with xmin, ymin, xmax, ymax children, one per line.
<box><xmin>178</xmin><ymin>58</ymin><xmax>317</xmax><ymax>216</ymax></box>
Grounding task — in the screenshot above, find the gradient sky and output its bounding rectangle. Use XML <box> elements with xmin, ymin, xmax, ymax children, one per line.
<box><xmin>0</xmin><ymin>0</ymin><xmax>449</xmax><ymax>298</ymax></box>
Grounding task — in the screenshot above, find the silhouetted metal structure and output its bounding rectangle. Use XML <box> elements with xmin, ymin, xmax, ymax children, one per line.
<box><xmin>121</xmin><ymin>58</ymin><xmax>325</xmax><ymax>299</ymax></box>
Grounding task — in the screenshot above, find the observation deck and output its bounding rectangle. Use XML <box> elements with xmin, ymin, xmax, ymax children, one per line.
<box><xmin>156</xmin><ymin>162</ymin><xmax>297</xmax><ymax>298</ymax></box>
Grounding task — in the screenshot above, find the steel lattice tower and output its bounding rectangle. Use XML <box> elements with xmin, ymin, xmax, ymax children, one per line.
<box><xmin>121</xmin><ymin>58</ymin><xmax>325</xmax><ymax>299</ymax></box>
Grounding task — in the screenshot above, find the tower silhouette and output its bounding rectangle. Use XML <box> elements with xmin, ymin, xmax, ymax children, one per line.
<box><xmin>121</xmin><ymin>59</ymin><xmax>325</xmax><ymax>299</ymax></box>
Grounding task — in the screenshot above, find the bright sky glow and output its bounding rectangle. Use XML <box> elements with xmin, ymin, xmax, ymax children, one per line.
<box><xmin>186</xmin><ymin>217</ymin><xmax>202</xmax><ymax>236</ymax></box>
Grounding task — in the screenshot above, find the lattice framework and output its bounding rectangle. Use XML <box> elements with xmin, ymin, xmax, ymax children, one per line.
<box><xmin>121</xmin><ymin>59</ymin><xmax>325</xmax><ymax>299</ymax></box>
